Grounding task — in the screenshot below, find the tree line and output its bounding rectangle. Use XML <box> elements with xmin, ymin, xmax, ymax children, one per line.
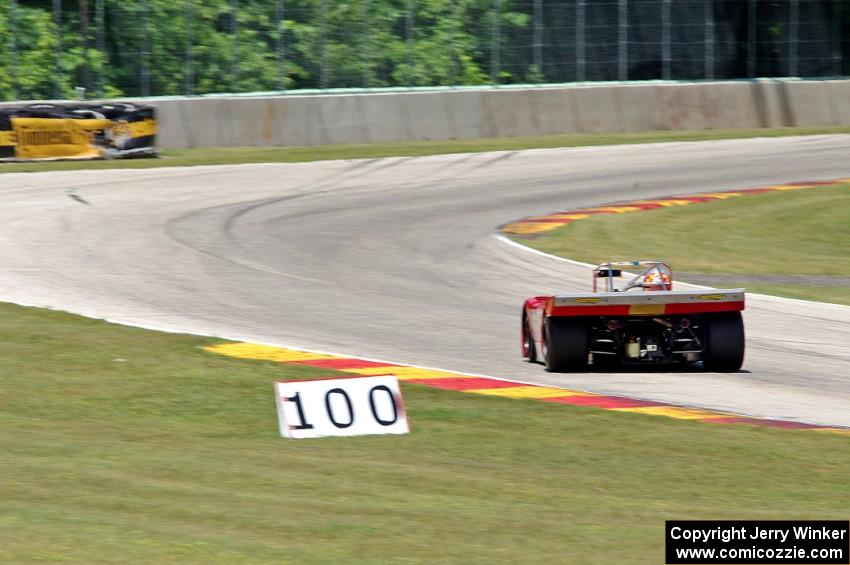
<box><xmin>1</xmin><ymin>0</ymin><xmax>847</xmax><ymax>101</ymax></box>
<box><xmin>0</xmin><ymin>0</ymin><xmax>536</xmax><ymax>100</ymax></box>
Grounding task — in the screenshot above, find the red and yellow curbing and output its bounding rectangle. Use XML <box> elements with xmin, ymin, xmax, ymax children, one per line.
<box><xmin>500</xmin><ymin>179</ymin><xmax>850</xmax><ymax>236</ymax></box>
<box><xmin>205</xmin><ymin>342</ymin><xmax>849</xmax><ymax>434</ymax></box>
<box><xmin>203</xmin><ymin>178</ymin><xmax>850</xmax><ymax>434</ymax></box>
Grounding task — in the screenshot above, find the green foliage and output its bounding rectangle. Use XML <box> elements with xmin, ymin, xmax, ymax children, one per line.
<box><xmin>2</xmin><ymin>3</ymin><xmax>61</xmax><ymax>99</ymax></box>
<box><xmin>3</xmin><ymin>1</ymin><xmax>849</xmax><ymax>99</ymax></box>
<box><xmin>1</xmin><ymin>0</ymin><xmax>531</xmax><ymax>99</ymax></box>
<box><xmin>0</xmin><ymin>0</ymin><xmax>10</xmax><ymax>97</ymax></box>
<box><xmin>525</xmin><ymin>64</ymin><xmax>544</xmax><ymax>84</ymax></box>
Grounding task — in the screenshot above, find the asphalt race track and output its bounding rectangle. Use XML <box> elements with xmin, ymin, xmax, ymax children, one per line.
<box><xmin>2</xmin><ymin>136</ymin><xmax>849</xmax><ymax>426</ymax></box>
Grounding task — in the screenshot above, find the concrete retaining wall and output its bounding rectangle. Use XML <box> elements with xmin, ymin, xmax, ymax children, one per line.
<box><xmin>11</xmin><ymin>79</ymin><xmax>848</xmax><ymax>149</ymax></box>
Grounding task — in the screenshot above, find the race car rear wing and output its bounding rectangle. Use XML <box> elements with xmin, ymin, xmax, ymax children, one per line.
<box><xmin>549</xmin><ymin>289</ymin><xmax>746</xmax><ymax>317</ymax></box>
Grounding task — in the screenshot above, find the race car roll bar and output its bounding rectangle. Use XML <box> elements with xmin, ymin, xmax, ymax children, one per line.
<box><xmin>593</xmin><ymin>260</ymin><xmax>673</xmax><ymax>293</ymax></box>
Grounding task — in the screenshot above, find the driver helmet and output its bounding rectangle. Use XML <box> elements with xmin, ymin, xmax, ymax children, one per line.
<box><xmin>644</xmin><ymin>272</ymin><xmax>670</xmax><ymax>291</ymax></box>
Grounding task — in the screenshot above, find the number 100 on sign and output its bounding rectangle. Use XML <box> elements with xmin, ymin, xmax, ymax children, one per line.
<box><xmin>274</xmin><ymin>375</ymin><xmax>409</xmax><ymax>439</ymax></box>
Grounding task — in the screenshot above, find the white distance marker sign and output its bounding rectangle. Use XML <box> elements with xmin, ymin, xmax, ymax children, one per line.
<box><xmin>274</xmin><ymin>375</ymin><xmax>409</xmax><ymax>439</ymax></box>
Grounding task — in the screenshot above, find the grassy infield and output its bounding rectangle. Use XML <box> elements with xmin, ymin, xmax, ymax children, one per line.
<box><xmin>0</xmin><ymin>125</ymin><xmax>848</xmax><ymax>174</ymax></box>
<box><xmin>521</xmin><ymin>182</ymin><xmax>850</xmax><ymax>306</ymax></box>
<box><xmin>2</xmin><ymin>128</ymin><xmax>849</xmax><ymax>563</ymax></box>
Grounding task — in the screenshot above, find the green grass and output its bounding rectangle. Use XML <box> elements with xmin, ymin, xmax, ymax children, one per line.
<box><xmin>516</xmin><ymin>183</ymin><xmax>850</xmax><ymax>306</ymax></box>
<box><xmin>1</xmin><ymin>302</ymin><xmax>848</xmax><ymax>563</ymax></box>
<box><xmin>1</xmin><ymin>126</ymin><xmax>849</xmax><ymax>174</ymax></box>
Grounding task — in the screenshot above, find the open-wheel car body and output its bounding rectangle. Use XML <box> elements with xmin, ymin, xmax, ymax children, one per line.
<box><xmin>522</xmin><ymin>261</ymin><xmax>745</xmax><ymax>372</ymax></box>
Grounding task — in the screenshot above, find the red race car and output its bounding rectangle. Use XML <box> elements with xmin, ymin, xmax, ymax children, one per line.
<box><xmin>522</xmin><ymin>261</ymin><xmax>745</xmax><ymax>372</ymax></box>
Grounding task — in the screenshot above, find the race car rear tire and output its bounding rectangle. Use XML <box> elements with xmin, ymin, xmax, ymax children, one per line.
<box><xmin>523</xmin><ymin>317</ymin><xmax>537</xmax><ymax>363</ymax></box>
<box><xmin>544</xmin><ymin>317</ymin><xmax>588</xmax><ymax>372</ymax></box>
<box><xmin>702</xmin><ymin>312</ymin><xmax>745</xmax><ymax>372</ymax></box>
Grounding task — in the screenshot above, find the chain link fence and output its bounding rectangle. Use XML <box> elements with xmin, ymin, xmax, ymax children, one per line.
<box><xmin>1</xmin><ymin>0</ymin><xmax>848</xmax><ymax>100</ymax></box>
